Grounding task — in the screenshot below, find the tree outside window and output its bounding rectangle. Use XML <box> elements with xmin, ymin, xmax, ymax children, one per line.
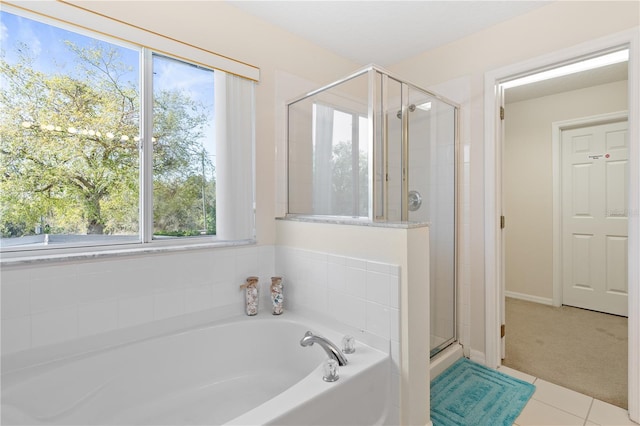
<box><xmin>0</xmin><ymin>11</ymin><xmax>216</xmax><ymax>248</ymax></box>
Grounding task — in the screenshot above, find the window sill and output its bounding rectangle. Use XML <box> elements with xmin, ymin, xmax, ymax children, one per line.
<box><xmin>0</xmin><ymin>239</ymin><xmax>256</xmax><ymax>267</ymax></box>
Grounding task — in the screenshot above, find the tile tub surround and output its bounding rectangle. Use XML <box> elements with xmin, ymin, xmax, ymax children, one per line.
<box><xmin>1</xmin><ymin>244</ymin><xmax>402</xmax><ymax>425</ymax></box>
<box><xmin>275</xmin><ymin>246</ymin><xmax>402</xmax><ymax>423</ymax></box>
<box><xmin>1</xmin><ymin>245</ymin><xmax>276</xmax><ymax>355</ymax></box>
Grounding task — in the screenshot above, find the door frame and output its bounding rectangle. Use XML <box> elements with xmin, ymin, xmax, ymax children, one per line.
<box><xmin>552</xmin><ymin>111</ymin><xmax>629</xmax><ymax>308</ymax></box>
<box><xmin>484</xmin><ymin>27</ymin><xmax>640</xmax><ymax>421</ymax></box>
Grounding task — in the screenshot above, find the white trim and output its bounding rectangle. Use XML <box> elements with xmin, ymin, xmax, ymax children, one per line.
<box><xmin>469</xmin><ymin>349</ymin><xmax>486</xmax><ymax>366</ymax></box>
<box><xmin>627</xmin><ymin>26</ymin><xmax>640</xmax><ymax>425</ymax></box>
<box><xmin>429</xmin><ymin>343</ymin><xmax>463</xmax><ymax>379</ymax></box>
<box><xmin>484</xmin><ymin>27</ymin><xmax>640</xmax><ymax>422</ymax></box>
<box><xmin>483</xmin><ymin>72</ymin><xmax>501</xmax><ymax>369</ymax></box>
<box><xmin>2</xmin><ymin>1</ymin><xmax>260</xmax><ymax>81</ymax></box>
<box><xmin>505</xmin><ymin>291</ymin><xmax>553</xmax><ymax>306</ymax></box>
<box><xmin>551</xmin><ymin>111</ymin><xmax>629</xmax><ymax>308</ymax></box>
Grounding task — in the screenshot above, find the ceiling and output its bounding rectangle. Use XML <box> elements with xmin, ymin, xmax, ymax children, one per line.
<box><xmin>227</xmin><ymin>1</ymin><xmax>628</xmax><ymax>102</ymax></box>
<box><xmin>227</xmin><ymin>1</ymin><xmax>550</xmax><ymax>66</ymax></box>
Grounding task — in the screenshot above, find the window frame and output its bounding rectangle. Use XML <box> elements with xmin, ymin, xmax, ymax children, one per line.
<box><xmin>0</xmin><ymin>3</ymin><xmax>258</xmax><ymax>261</ymax></box>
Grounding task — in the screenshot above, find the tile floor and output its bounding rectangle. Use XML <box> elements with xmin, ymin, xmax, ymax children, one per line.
<box><xmin>497</xmin><ymin>366</ymin><xmax>637</xmax><ymax>426</ymax></box>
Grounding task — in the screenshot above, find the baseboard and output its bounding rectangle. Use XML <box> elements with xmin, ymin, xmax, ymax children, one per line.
<box><xmin>469</xmin><ymin>349</ymin><xmax>486</xmax><ymax>366</ymax></box>
<box><xmin>505</xmin><ymin>291</ymin><xmax>553</xmax><ymax>306</ymax></box>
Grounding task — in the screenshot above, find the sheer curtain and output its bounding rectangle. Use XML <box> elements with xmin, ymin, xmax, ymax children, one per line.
<box><xmin>214</xmin><ymin>71</ymin><xmax>256</xmax><ymax>240</ymax></box>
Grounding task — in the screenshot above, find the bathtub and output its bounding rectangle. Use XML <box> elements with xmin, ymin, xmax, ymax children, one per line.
<box><xmin>1</xmin><ymin>313</ymin><xmax>390</xmax><ymax>425</ymax></box>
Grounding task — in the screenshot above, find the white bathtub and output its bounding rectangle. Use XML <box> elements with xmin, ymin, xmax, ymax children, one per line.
<box><xmin>1</xmin><ymin>313</ymin><xmax>390</xmax><ymax>425</ymax></box>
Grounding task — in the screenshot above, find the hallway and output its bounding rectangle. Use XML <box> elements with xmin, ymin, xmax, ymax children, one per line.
<box><xmin>503</xmin><ymin>297</ymin><xmax>627</xmax><ymax>408</ymax></box>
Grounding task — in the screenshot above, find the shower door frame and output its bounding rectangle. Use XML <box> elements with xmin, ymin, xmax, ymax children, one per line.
<box><xmin>377</xmin><ymin>75</ymin><xmax>460</xmax><ymax>356</ymax></box>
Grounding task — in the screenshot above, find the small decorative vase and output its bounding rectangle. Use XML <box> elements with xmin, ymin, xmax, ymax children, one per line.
<box><xmin>240</xmin><ymin>276</ymin><xmax>259</xmax><ymax>316</ymax></box>
<box><xmin>270</xmin><ymin>277</ymin><xmax>284</xmax><ymax>315</ymax></box>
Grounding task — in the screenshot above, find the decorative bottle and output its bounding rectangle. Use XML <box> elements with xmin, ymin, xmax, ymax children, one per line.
<box><xmin>270</xmin><ymin>276</ymin><xmax>284</xmax><ymax>315</ymax></box>
<box><xmin>240</xmin><ymin>276</ymin><xmax>259</xmax><ymax>316</ymax></box>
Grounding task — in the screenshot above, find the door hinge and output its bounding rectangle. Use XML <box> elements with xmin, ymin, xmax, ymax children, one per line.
<box><xmin>501</xmin><ymin>324</ymin><xmax>506</xmax><ymax>338</ymax></box>
<box><xmin>500</xmin><ymin>106</ymin><xmax>505</xmax><ymax>120</ymax></box>
<box><xmin>500</xmin><ymin>215</ymin><xmax>505</xmax><ymax>229</ymax></box>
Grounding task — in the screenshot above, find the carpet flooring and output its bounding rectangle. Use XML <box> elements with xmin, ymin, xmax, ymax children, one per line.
<box><xmin>431</xmin><ymin>357</ymin><xmax>535</xmax><ymax>426</ymax></box>
<box><xmin>502</xmin><ymin>297</ymin><xmax>628</xmax><ymax>409</ymax></box>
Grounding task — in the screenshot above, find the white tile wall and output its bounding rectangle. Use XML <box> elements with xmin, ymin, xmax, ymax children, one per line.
<box><xmin>275</xmin><ymin>246</ymin><xmax>401</xmax><ymax>418</ymax></box>
<box><xmin>31</xmin><ymin>306</ymin><xmax>78</xmax><ymax>347</ymax></box>
<box><xmin>117</xmin><ymin>295</ymin><xmax>154</xmax><ymax>329</ymax></box>
<box><xmin>78</xmin><ymin>299</ymin><xmax>118</xmax><ymax>338</ymax></box>
<box><xmin>1</xmin><ymin>315</ymin><xmax>30</xmax><ymax>353</ymax></box>
<box><xmin>0</xmin><ymin>245</ymin><xmax>276</xmax><ymax>355</ymax></box>
<box><xmin>1</xmin><ymin>244</ymin><xmax>399</xmax><ymax>421</ymax></box>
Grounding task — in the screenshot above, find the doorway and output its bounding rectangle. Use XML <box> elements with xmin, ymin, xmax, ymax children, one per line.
<box><xmin>502</xmin><ymin>72</ymin><xmax>629</xmax><ymax>402</ymax></box>
<box><xmin>484</xmin><ymin>28</ymin><xmax>640</xmax><ymax>422</ymax></box>
<box><xmin>502</xmin><ymin>55</ymin><xmax>628</xmax><ymax>405</ymax></box>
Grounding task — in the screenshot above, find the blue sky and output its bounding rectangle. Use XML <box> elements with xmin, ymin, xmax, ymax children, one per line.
<box><xmin>1</xmin><ymin>9</ymin><xmax>216</xmax><ymax>158</ymax></box>
<box><xmin>1</xmin><ymin>10</ymin><xmax>139</xmax><ymax>79</ymax></box>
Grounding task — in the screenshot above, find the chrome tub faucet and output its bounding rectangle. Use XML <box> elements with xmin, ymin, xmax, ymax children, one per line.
<box><xmin>300</xmin><ymin>331</ymin><xmax>349</xmax><ymax>366</ymax></box>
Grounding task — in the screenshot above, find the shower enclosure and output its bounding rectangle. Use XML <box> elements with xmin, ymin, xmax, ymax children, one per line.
<box><xmin>286</xmin><ymin>65</ymin><xmax>458</xmax><ymax>358</ymax></box>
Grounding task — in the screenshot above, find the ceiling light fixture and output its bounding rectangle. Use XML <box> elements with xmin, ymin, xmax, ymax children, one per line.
<box><xmin>502</xmin><ymin>49</ymin><xmax>629</xmax><ymax>89</ymax></box>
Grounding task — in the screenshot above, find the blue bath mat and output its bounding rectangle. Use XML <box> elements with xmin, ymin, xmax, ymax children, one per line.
<box><xmin>431</xmin><ymin>358</ymin><xmax>535</xmax><ymax>426</ymax></box>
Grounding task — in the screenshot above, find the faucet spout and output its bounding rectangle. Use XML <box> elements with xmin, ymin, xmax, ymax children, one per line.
<box><xmin>300</xmin><ymin>331</ymin><xmax>348</xmax><ymax>366</ymax></box>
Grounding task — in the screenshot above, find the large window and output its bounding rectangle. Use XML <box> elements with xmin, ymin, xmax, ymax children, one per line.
<box><xmin>152</xmin><ymin>54</ymin><xmax>216</xmax><ymax>238</ymax></box>
<box><xmin>0</xmin><ymin>8</ymin><xmax>254</xmax><ymax>252</ymax></box>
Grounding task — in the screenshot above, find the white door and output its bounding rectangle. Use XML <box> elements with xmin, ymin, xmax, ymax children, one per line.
<box><xmin>562</xmin><ymin>120</ymin><xmax>628</xmax><ymax>317</ymax></box>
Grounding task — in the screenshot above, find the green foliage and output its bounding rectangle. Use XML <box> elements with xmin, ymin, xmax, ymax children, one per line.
<box><xmin>153</xmin><ymin>167</ymin><xmax>216</xmax><ymax>236</ymax></box>
<box><xmin>330</xmin><ymin>141</ymin><xmax>369</xmax><ymax>216</ymax></box>
<box><xmin>0</xmin><ymin>39</ymin><xmax>215</xmax><ymax>239</ymax></box>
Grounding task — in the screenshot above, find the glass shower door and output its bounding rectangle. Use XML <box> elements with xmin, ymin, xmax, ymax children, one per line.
<box><xmin>406</xmin><ymin>87</ymin><xmax>457</xmax><ymax>357</ymax></box>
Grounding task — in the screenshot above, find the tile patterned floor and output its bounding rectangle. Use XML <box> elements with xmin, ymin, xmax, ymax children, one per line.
<box><xmin>497</xmin><ymin>366</ymin><xmax>637</xmax><ymax>426</ymax></box>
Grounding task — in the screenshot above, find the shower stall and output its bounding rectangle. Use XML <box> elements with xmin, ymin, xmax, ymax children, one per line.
<box><xmin>286</xmin><ymin>65</ymin><xmax>458</xmax><ymax>358</ymax></box>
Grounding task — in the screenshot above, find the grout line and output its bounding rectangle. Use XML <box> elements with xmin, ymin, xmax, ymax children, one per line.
<box><xmin>584</xmin><ymin>398</ymin><xmax>595</xmax><ymax>426</ymax></box>
<box><xmin>529</xmin><ymin>398</ymin><xmax>588</xmax><ymax>423</ymax></box>
<box><xmin>529</xmin><ymin>375</ymin><xmax>593</xmax><ymax>422</ymax></box>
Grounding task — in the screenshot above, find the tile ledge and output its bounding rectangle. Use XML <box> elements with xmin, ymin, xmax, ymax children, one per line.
<box><xmin>0</xmin><ymin>239</ymin><xmax>257</xmax><ymax>267</ymax></box>
<box><xmin>277</xmin><ymin>215</ymin><xmax>429</xmax><ymax>229</ymax></box>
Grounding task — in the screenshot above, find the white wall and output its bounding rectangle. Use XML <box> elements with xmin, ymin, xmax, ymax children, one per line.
<box><xmin>504</xmin><ymin>80</ymin><xmax>628</xmax><ymax>301</ymax></box>
<box><xmin>389</xmin><ymin>0</ymin><xmax>640</xmax><ymax>360</ymax></box>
